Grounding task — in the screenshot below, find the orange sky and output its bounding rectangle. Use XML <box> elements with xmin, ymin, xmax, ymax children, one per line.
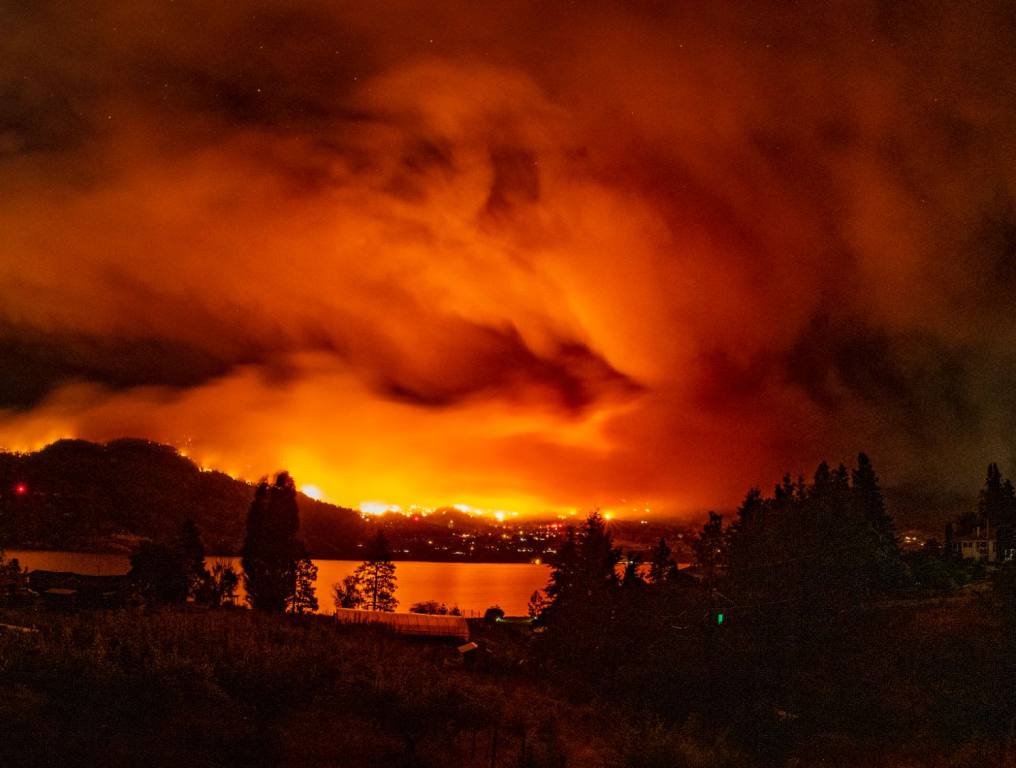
<box><xmin>2</xmin><ymin>1</ymin><xmax>1016</xmax><ymax>517</ymax></box>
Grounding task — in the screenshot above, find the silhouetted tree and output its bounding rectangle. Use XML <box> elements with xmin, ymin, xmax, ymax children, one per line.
<box><xmin>289</xmin><ymin>556</ymin><xmax>319</xmax><ymax>614</ymax></box>
<box><xmin>0</xmin><ymin>549</ymin><xmax>24</xmax><ymax>603</ymax></box>
<box><xmin>333</xmin><ymin>574</ymin><xmax>365</xmax><ymax>610</ymax></box>
<box><xmin>810</xmin><ymin>461</ymin><xmax>869</xmax><ymax>607</ymax></box>
<box><xmin>979</xmin><ymin>463</ymin><xmax>1010</xmax><ymax>527</ymax></box>
<box><xmin>354</xmin><ymin>529</ymin><xmax>398</xmax><ymax>611</ymax></box>
<box><xmin>485</xmin><ymin>605</ymin><xmax>506</xmax><ymax>623</ymax></box>
<box><xmin>533</xmin><ymin>511</ymin><xmax>626</xmax><ymax>686</ymax></box>
<box><xmin>621</xmin><ymin>552</ymin><xmax>646</xmax><ymax>589</ymax></box>
<box><xmin>851</xmin><ymin>453</ymin><xmax>905</xmax><ymax>591</ymax></box>
<box><xmin>204</xmin><ymin>561</ymin><xmax>239</xmax><ymax>607</ymax></box>
<box><xmin>0</xmin><ymin>548</ymin><xmax>21</xmax><ymax>580</ymax></box>
<box><xmin>409</xmin><ymin>600</ymin><xmax>460</xmax><ymax>615</ymax></box>
<box><xmin>540</xmin><ymin>511</ymin><xmax>621</xmax><ymax>624</ymax></box>
<box><xmin>527</xmin><ymin>590</ymin><xmax>549</xmax><ymax>619</ymax></box>
<box><xmin>993</xmin><ymin>561</ymin><xmax>1016</xmax><ymax>645</ymax></box>
<box><xmin>130</xmin><ymin>541</ymin><xmax>189</xmax><ymax>604</ymax></box>
<box><xmin>726</xmin><ymin>488</ymin><xmax>768</xmax><ymax>602</ymax></box>
<box><xmin>978</xmin><ymin>463</ymin><xmax>1016</xmax><ymax>562</ymax></box>
<box><xmin>241</xmin><ymin>472</ymin><xmax>313</xmax><ymax>613</ymax></box>
<box><xmin>648</xmin><ymin>537</ymin><xmax>678</xmax><ymax>585</ymax></box>
<box><xmin>174</xmin><ymin>518</ymin><xmax>210</xmax><ymax>599</ymax></box>
<box><xmin>721</xmin><ymin>455</ymin><xmax>904</xmax><ymax>614</ymax></box>
<box><xmin>130</xmin><ymin>519</ymin><xmax>216</xmax><ymax>605</ymax></box>
<box><xmin>692</xmin><ymin>511</ymin><xmax>726</xmax><ymax>587</ymax></box>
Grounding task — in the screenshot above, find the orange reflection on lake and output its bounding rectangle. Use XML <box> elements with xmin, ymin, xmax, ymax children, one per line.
<box><xmin>9</xmin><ymin>551</ymin><xmax>550</xmax><ymax>616</ymax></box>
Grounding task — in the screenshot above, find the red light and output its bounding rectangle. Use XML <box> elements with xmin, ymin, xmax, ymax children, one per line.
<box><xmin>14</xmin><ymin>483</ymin><xmax>27</xmax><ymax>495</ymax></box>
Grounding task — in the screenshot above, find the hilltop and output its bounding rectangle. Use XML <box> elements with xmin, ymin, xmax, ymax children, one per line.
<box><xmin>0</xmin><ymin>438</ymin><xmax>364</xmax><ymax>556</ymax></box>
<box><xmin>0</xmin><ymin>438</ymin><xmax>594</xmax><ymax>562</ymax></box>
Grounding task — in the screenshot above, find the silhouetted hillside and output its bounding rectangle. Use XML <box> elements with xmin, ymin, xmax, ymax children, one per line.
<box><xmin>0</xmin><ymin>439</ymin><xmax>364</xmax><ymax>555</ymax></box>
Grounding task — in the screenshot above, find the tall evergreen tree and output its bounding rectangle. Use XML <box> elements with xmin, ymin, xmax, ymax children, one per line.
<box><xmin>129</xmin><ymin>540</ymin><xmax>190</xmax><ymax>604</ymax></box>
<box><xmin>289</xmin><ymin>556</ymin><xmax>319</xmax><ymax>614</ymax></box>
<box><xmin>648</xmin><ymin>537</ymin><xmax>677</xmax><ymax>585</ymax></box>
<box><xmin>977</xmin><ymin>464</ymin><xmax>1016</xmax><ymax>562</ymax></box>
<box><xmin>692</xmin><ymin>511</ymin><xmax>726</xmax><ymax>587</ymax></box>
<box><xmin>726</xmin><ymin>488</ymin><xmax>770</xmax><ymax>603</ymax></box>
<box><xmin>241</xmin><ymin>472</ymin><xmax>313</xmax><ymax>613</ymax></box>
<box><xmin>543</xmin><ymin>526</ymin><xmax>579</xmax><ymax>610</ymax></box>
<box><xmin>811</xmin><ymin>461</ymin><xmax>870</xmax><ymax>607</ymax></box>
<box><xmin>979</xmin><ymin>463</ymin><xmax>1007</xmax><ymax>528</ymax></box>
<box><xmin>174</xmin><ymin>518</ymin><xmax>210</xmax><ymax>600</ymax></box>
<box><xmin>354</xmin><ymin>529</ymin><xmax>398</xmax><ymax>611</ymax></box>
<box><xmin>538</xmin><ymin>511</ymin><xmax>621</xmax><ymax>624</ymax></box>
<box><xmin>129</xmin><ymin>518</ymin><xmax>212</xmax><ymax>605</ymax></box>
<box><xmin>852</xmin><ymin>454</ymin><xmax>894</xmax><ymax>541</ymax></box>
<box><xmin>576</xmin><ymin>511</ymin><xmax>623</xmax><ymax>590</ymax></box>
<box><xmin>851</xmin><ymin>453</ymin><xmax>904</xmax><ymax>591</ymax></box>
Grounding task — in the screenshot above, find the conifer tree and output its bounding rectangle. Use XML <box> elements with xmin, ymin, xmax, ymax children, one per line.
<box><xmin>811</xmin><ymin>461</ymin><xmax>869</xmax><ymax>606</ymax></box>
<box><xmin>174</xmin><ymin>518</ymin><xmax>210</xmax><ymax>600</ymax></box>
<box><xmin>539</xmin><ymin>511</ymin><xmax>621</xmax><ymax>626</ymax></box>
<box><xmin>354</xmin><ymin>529</ymin><xmax>398</xmax><ymax>611</ymax></box>
<box><xmin>241</xmin><ymin>472</ymin><xmax>313</xmax><ymax>613</ymax></box>
<box><xmin>129</xmin><ymin>540</ymin><xmax>190</xmax><ymax>604</ymax></box>
<box><xmin>852</xmin><ymin>454</ymin><xmax>894</xmax><ymax>542</ymax></box>
<box><xmin>692</xmin><ymin>512</ymin><xmax>726</xmax><ymax>587</ymax></box>
<box><xmin>576</xmin><ymin>511</ymin><xmax>623</xmax><ymax>590</ymax></box>
<box><xmin>290</xmin><ymin>556</ymin><xmax>319</xmax><ymax>614</ymax></box>
<box><xmin>544</xmin><ymin>526</ymin><xmax>579</xmax><ymax>607</ymax></box>
<box><xmin>648</xmin><ymin>537</ymin><xmax>677</xmax><ymax>585</ymax></box>
<box><xmin>726</xmin><ymin>488</ymin><xmax>769</xmax><ymax>602</ymax></box>
<box><xmin>851</xmin><ymin>453</ymin><xmax>905</xmax><ymax>591</ymax></box>
<box><xmin>975</xmin><ymin>463</ymin><xmax>1016</xmax><ymax>563</ymax></box>
<box><xmin>979</xmin><ymin>463</ymin><xmax>1007</xmax><ymax>528</ymax></box>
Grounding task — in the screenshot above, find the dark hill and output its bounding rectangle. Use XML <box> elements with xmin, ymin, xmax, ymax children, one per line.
<box><xmin>0</xmin><ymin>438</ymin><xmax>364</xmax><ymax>555</ymax></box>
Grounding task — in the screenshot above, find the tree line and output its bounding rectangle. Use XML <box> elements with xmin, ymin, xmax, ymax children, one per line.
<box><xmin>126</xmin><ymin>471</ymin><xmax>401</xmax><ymax>615</ymax></box>
<box><xmin>524</xmin><ymin>453</ymin><xmax>1016</xmax><ymax>745</ymax></box>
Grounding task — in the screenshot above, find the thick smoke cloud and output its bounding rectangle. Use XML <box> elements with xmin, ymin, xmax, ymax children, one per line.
<box><xmin>2</xmin><ymin>0</ymin><xmax>1015</xmax><ymax>515</ymax></box>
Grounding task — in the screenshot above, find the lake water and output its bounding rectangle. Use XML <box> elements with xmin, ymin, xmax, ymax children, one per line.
<box><xmin>7</xmin><ymin>551</ymin><xmax>550</xmax><ymax>617</ymax></box>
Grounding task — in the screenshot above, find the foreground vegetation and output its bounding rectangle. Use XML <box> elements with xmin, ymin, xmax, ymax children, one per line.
<box><xmin>0</xmin><ymin>607</ymin><xmax>627</xmax><ymax>768</ymax></box>
<box><xmin>0</xmin><ymin>591</ymin><xmax>1013</xmax><ymax>768</ymax></box>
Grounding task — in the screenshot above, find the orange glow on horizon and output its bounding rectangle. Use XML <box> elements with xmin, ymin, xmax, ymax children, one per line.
<box><xmin>300</xmin><ymin>484</ymin><xmax>325</xmax><ymax>501</ymax></box>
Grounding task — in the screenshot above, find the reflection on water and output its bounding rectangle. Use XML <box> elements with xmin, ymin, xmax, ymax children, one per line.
<box><xmin>8</xmin><ymin>551</ymin><xmax>550</xmax><ymax>617</ymax></box>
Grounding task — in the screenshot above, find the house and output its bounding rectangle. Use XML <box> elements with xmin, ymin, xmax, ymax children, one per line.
<box><xmin>953</xmin><ymin>533</ymin><xmax>996</xmax><ymax>563</ymax></box>
<box><xmin>946</xmin><ymin>519</ymin><xmax>1016</xmax><ymax>564</ymax></box>
<box><xmin>27</xmin><ymin>570</ymin><xmax>131</xmax><ymax>609</ymax></box>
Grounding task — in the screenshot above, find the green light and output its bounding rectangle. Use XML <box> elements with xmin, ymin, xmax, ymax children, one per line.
<box><xmin>716</xmin><ymin>612</ymin><xmax>724</xmax><ymax>625</ymax></box>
